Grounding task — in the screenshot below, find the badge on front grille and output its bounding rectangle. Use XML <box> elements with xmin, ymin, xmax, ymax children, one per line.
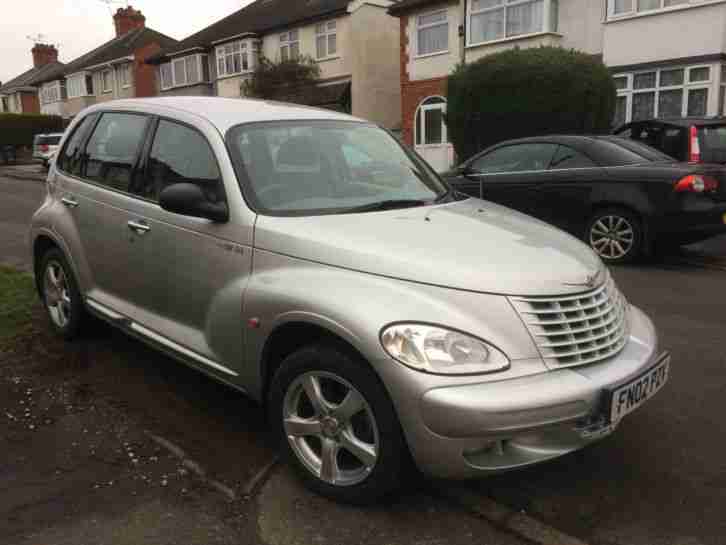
<box><xmin>562</xmin><ymin>269</ymin><xmax>602</xmax><ymax>289</ymax></box>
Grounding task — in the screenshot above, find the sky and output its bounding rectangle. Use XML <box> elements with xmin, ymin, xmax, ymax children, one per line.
<box><xmin>0</xmin><ymin>0</ymin><xmax>253</xmax><ymax>84</ymax></box>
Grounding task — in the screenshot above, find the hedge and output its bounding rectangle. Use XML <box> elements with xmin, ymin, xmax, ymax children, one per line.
<box><xmin>446</xmin><ymin>46</ymin><xmax>617</xmax><ymax>162</ymax></box>
<box><xmin>0</xmin><ymin>113</ymin><xmax>65</xmax><ymax>147</ymax></box>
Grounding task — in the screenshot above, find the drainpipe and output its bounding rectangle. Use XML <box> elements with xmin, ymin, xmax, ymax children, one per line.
<box><xmin>459</xmin><ymin>0</ymin><xmax>467</xmax><ymax>65</ymax></box>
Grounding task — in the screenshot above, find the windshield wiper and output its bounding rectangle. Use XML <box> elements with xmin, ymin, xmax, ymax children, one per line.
<box><xmin>343</xmin><ymin>199</ymin><xmax>429</xmax><ymax>213</ymax></box>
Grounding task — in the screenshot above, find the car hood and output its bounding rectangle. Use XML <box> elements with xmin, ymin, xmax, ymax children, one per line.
<box><xmin>253</xmin><ymin>198</ymin><xmax>603</xmax><ymax>296</ymax></box>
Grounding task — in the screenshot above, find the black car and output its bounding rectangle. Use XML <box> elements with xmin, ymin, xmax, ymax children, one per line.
<box><xmin>614</xmin><ymin>117</ymin><xmax>726</xmax><ymax>164</ymax></box>
<box><xmin>442</xmin><ymin>135</ymin><xmax>726</xmax><ymax>263</ymax></box>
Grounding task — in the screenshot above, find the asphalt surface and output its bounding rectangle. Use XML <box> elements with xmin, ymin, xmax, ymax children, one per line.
<box><xmin>1</xmin><ymin>167</ymin><xmax>725</xmax><ymax>545</ymax></box>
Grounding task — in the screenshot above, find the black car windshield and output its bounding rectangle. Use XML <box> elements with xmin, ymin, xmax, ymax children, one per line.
<box><xmin>226</xmin><ymin>120</ymin><xmax>448</xmax><ymax>215</ymax></box>
<box><xmin>596</xmin><ymin>137</ymin><xmax>675</xmax><ymax>165</ymax></box>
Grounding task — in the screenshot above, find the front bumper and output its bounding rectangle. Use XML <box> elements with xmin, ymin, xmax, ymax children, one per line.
<box><xmin>397</xmin><ymin>305</ymin><xmax>664</xmax><ymax>479</ymax></box>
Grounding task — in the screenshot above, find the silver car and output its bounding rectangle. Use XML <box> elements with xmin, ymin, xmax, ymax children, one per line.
<box><xmin>33</xmin><ymin>132</ymin><xmax>64</xmax><ymax>169</ymax></box>
<box><xmin>29</xmin><ymin>98</ymin><xmax>670</xmax><ymax>503</ymax></box>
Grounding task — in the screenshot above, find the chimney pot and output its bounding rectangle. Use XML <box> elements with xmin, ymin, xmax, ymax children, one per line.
<box><xmin>113</xmin><ymin>5</ymin><xmax>146</xmax><ymax>37</ymax></box>
<box><xmin>31</xmin><ymin>43</ymin><xmax>59</xmax><ymax>68</ymax></box>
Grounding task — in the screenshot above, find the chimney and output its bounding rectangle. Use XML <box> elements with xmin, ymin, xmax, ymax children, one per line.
<box><xmin>113</xmin><ymin>5</ymin><xmax>146</xmax><ymax>37</ymax></box>
<box><xmin>32</xmin><ymin>43</ymin><xmax>59</xmax><ymax>68</ymax></box>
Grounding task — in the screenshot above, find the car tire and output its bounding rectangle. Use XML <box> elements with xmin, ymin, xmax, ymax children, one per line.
<box><xmin>39</xmin><ymin>248</ymin><xmax>85</xmax><ymax>340</ymax></box>
<box><xmin>585</xmin><ymin>208</ymin><xmax>644</xmax><ymax>264</ymax></box>
<box><xmin>268</xmin><ymin>342</ymin><xmax>407</xmax><ymax>504</ymax></box>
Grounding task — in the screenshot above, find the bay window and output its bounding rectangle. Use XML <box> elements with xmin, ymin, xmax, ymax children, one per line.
<box><xmin>416</xmin><ymin>10</ymin><xmax>448</xmax><ymax>56</ymax></box>
<box><xmin>468</xmin><ymin>0</ymin><xmax>558</xmax><ymax>46</ymax></box>
<box><xmin>280</xmin><ymin>30</ymin><xmax>300</xmax><ymax>61</ymax></box>
<box><xmin>216</xmin><ymin>40</ymin><xmax>257</xmax><ymax>77</ymax></box>
<box><xmin>614</xmin><ymin>65</ymin><xmax>713</xmax><ymax>124</ymax></box>
<box><xmin>40</xmin><ymin>81</ymin><xmax>64</xmax><ymax>104</ymax></box>
<box><xmin>67</xmin><ymin>73</ymin><xmax>92</xmax><ymax>98</ymax></box>
<box><xmin>316</xmin><ymin>21</ymin><xmax>338</xmax><ymax>59</ymax></box>
<box><xmin>160</xmin><ymin>54</ymin><xmax>209</xmax><ymax>90</ymax></box>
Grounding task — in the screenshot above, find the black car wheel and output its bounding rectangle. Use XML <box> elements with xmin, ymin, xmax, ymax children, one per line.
<box><xmin>268</xmin><ymin>342</ymin><xmax>407</xmax><ymax>504</ymax></box>
<box><xmin>586</xmin><ymin>208</ymin><xmax>643</xmax><ymax>264</ymax></box>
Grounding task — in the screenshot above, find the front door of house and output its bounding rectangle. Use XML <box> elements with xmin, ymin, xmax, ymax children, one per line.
<box><xmin>414</xmin><ymin>97</ymin><xmax>454</xmax><ymax>173</ymax></box>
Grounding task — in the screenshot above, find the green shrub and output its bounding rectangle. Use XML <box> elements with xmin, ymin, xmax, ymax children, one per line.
<box><xmin>0</xmin><ymin>113</ymin><xmax>65</xmax><ymax>147</ymax></box>
<box><xmin>243</xmin><ymin>55</ymin><xmax>321</xmax><ymax>100</ymax></box>
<box><xmin>446</xmin><ymin>46</ymin><xmax>616</xmax><ymax>161</ymax></box>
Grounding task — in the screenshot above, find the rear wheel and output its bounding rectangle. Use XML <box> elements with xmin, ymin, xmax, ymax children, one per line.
<box><xmin>268</xmin><ymin>343</ymin><xmax>406</xmax><ymax>504</ymax></box>
<box><xmin>39</xmin><ymin>248</ymin><xmax>85</xmax><ymax>339</ymax></box>
<box><xmin>586</xmin><ymin>208</ymin><xmax>643</xmax><ymax>264</ymax></box>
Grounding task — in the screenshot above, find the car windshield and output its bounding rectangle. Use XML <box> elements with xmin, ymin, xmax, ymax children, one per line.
<box><xmin>597</xmin><ymin>137</ymin><xmax>675</xmax><ymax>164</ymax></box>
<box><xmin>226</xmin><ymin>120</ymin><xmax>448</xmax><ymax>215</ymax></box>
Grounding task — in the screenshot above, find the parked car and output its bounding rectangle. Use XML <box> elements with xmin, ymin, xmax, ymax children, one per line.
<box><xmin>33</xmin><ymin>132</ymin><xmax>64</xmax><ymax>169</ymax></box>
<box><xmin>443</xmin><ymin>135</ymin><xmax>726</xmax><ymax>263</ymax></box>
<box><xmin>29</xmin><ymin>98</ymin><xmax>669</xmax><ymax>503</ymax></box>
<box><xmin>614</xmin><ymin>117</ymin><xmax>726</xmax><ymax>164</ymax></box>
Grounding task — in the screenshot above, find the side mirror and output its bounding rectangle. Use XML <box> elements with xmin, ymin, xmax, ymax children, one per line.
<box><xmin>159</xmin><ymin>183</ymin><xmax>229</xmax><ymax>223</ymax></box>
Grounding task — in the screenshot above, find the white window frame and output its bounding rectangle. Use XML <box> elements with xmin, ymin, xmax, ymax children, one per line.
<box><xmin>216</xmin><ymin>40</ymin><xmax>256</xmax><ymax>77</ymax></box>
<box><xmin>101</xmin><ymin>70</ymin><xmax>112</xmax><ymax>93</ymax></box>
<box><xmin>119</xmin><ymin>63</ymin><xmax>132</xmax><ymax>89</ymax></box>
<box><xmin>467</xmin><ymin>0</ymin><xmax>555</xmax><ymax>47</ymax></box>
<box><xmin>40</xmin><ymin>81</ymin><xmax>63</xmax><ymax>105</ymax></box>
<box><xmin>67</xmin><ymin>73</ymin><xmax>92</xmax><ymax>98</ymax></box>
<box><xmin>414</xmin><ymin>96</ymin><xmax>449</xmax><ymax>147</ymax></box>
<box><xmin>415</xmin><ymin>9</ymin><xmax>449</xmax><ymax>58</ymax></box>
<box><xmin>279</xmin><ymin>30</ymin><xmax>300</xmax><ymax>62</ymax></box>
<box><xmin>607</xmin><ymin>0</ymin><xmax>721</xmax><ymax>20</ymax></box>
<box><xmin>615</xmin><ymin>64</ymin><xmax>714</xmax><ymax>123</ymax></box>
<box><xmin>315</xmin><ymin>20</ymin><xmax>338</xmax><ymax>60</ymax></box>
<box><xmin>160</xmin><ymin>54</ymin><xmax>209</xmax><ymax>90</ymax></box>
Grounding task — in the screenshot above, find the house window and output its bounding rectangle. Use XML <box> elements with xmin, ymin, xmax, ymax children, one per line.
<box><xmin>414</xmin><ymin>96</ymin><xmax>449</xmax><ymax>145</ymax></box>
<box><xmin>315</xmin><ymin>21</ymin><xmax>338</xmax><ymax>59</ymax></box>
<box><xmin>469</xmin><ymin>0</ymin><xmax>557</xmax><ymax>45</ymax></box>
<box><xmin>101</xmin><ymin>70</ymin><xmax>112</xmax><ymax>93</ymax></box>
<box><xmin>160</xmin><ymin>54</ymin><xmax>209</xmax><ymax>89</ymax></box>
<box><xmin>216</xmin><ymin>41</ymin><xmax>255</xmax><ymax>77</ymax></box>
<box><xmin>416</xmin><ymin>10</ymin><xmax>448</xmax><ymax>56</ymax></box>
<box><xmin>615</xmin><ymin>65</ymin><xmax>713</xmax><ymax>123</ymax></box>
<box><xmin>280</xmin><ymin>30</ymin><xmax>300</xmax><ymax>61</ymax></box>
<box><xmin>119</xmin><ymin>63</ymin><xmax>132</xmax><ymax>88</ymax></box>
<box><xmin>40</xmin><ymin>82</ymin><xmax>62</xmax><ymax>104</ymax></box>
<box><xmin>67</xmin><ymin>74</ymin><xmax>91</xmax><ymax>98</ymax></box>
<box><xmin>610</xmin><ymin>0</ymin><xmax>703</xmax><ymax>18</ymax></box>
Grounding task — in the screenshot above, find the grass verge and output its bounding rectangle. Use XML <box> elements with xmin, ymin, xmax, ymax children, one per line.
<box><xmin>0</xmin><ymin>266</ymin><xmax>37</xmax><ymax>344</ymax></box>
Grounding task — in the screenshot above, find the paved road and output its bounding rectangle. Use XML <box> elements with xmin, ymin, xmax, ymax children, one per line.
<box><xmin>2</xmin><ymin>169</ymin><xmax>725</xmax><ymax>545</ymax></box>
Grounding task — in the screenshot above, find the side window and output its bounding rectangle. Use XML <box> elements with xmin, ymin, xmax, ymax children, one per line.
<box><xmin>147</xmin><ymin>120</ymin><xmax>224</xmax><ymax>203</ymax></box>
<box><xmin>83</xmin><ymin>113</ymin><xmax>149</xmax><ymax>192</ymax></box>
<box><xmin>470</xmin><ymin>143</ymin><xmax>558</xmax><ymax>174</ymax></box>
<box><xmin>549</xmin><ymin>146</ymin><xmax>597</xmax><ymax>169</ymax></box>
<box><xmin>57</xmin><ymin>114</ymin><xmax>96</xmax><ymax>175</ymax></box>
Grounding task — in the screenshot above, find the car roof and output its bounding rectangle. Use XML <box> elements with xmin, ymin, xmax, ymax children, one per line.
<box><xmin>82</xmin><ymin>97</ymin><xmax>365</xmax><ymax>133</ymax></box>
<box><xmin>487</xmin><ymin>134</ymin><xmax>607</xmax><ymax>147</ymax></box>
<box><xmin>616</xmin><ymin>117</ymin><xmax>726</xmax><ymax>130</ymax></box>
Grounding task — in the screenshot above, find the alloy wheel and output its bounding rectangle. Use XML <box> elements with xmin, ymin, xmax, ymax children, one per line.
<box><xmin>44</xmin><ymin>260</ymin><xmax>72</xmax><ymax>328</ymax></box>
<box><xmin>283</xmin><ymin>371</ymin><xmax>379</xmax><ymax>487</ymax></box>
<box><xmin>589</xmin><ymin>215</ymin><xmax>635</xmax><ymax>260</ymax></box>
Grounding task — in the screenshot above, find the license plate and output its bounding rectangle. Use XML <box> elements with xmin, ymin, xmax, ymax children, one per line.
<box><xmin>609</xmin><ymin>354</ymin><xmax>670</xmax><ymax>423</ymax></box>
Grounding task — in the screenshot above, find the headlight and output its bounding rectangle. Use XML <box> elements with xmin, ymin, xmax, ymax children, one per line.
<box><xmin>380</xmin><ymin>323</ymin><xmax>509</xmax><ymax>375</ymax></box>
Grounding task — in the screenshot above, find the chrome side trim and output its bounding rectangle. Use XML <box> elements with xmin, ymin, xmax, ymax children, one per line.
<box><xmin>86</xmin><ymin>298</ymin><xmax>125</xmax><ymax>320</ymax></box>
<box><xmin>129</xmin><ymin>322</ymin><xmax>239</xmax><ymax>377</ymax></box>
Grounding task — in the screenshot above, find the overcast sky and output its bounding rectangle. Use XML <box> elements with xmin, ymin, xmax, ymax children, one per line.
<box><xmin>0</xmin><ymin>0</ymin><xmax>253</xmax><ymax>84</ymax></box>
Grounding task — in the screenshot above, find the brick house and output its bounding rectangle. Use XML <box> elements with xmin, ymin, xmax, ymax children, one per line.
<box><xmin>391</xmin><ymin>0</ymin><xmax>726</xmax><ymax>172</ymax></box>
<box><xmin>0</xmin><ymin>44</ymin><xmax>65</xmax><ymax>115</ymax></box>
<box><xmin>146</xmin><ymin>0</ymin><xmax>401</xmax><ymax>130</ymax></box>
<box><xmin>31</xmin><ymin>6</ymin><xmax>177</xmax><ymax>119</ymax></box>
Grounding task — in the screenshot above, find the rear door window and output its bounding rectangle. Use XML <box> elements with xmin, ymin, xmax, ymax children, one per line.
<box><xmin>146</xmin><ymin>119</ymin><xmax>225</xmax><ymax>203</ymax></box>
<box><xmin>698</xmin><ymin>125</ymin><xmax>726</xmax><ymax>163</ymax></box>
<box><xmin>57</xmin><ymin>114</ymin><xmax>97</xmax><ymax>176</ymax></box>
<box><xmin>549</xmin><ymin>146</ymin><xmax>597</xmax><ymax>169</ymax></box>
<box><xmin>470</xmin><ymin>143</ymin><xmax>558</xmax><ymax>174</ymax></box>
<box><xmin>83</xmin><ymin>113</ymin><xmax>149</xmax><ymax>192</ymax></box>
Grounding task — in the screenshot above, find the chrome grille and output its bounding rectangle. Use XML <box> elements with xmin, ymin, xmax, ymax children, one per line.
<box><xmin>509</xmin><ymin>273</ymin><xmax>629</xmax><ymax>368</ymax></box>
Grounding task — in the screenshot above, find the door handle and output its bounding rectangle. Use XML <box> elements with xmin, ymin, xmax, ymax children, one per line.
<box><xmin>127</xmin><ymin>220</ymin><xmax>151</xmax><ymax>234</ymax></box>
<box><xmin>61</xmin><ymin>196</ymin><xmax>79</xmax><ymax>208</ymax></box>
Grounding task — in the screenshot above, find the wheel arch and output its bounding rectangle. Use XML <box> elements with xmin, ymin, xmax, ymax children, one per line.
<box><xmin>32</xmin><ymin>233</ymin><xmax>62</xmax><ymax>297</ymax></box>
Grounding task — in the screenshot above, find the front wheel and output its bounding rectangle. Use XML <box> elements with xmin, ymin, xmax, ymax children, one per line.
<box><xmin>268</xmin><ymin>343</ymin><xmax>407</xmax><ymax>504</ymax></box>
<box><xmin>586</xmin><ymin>208</ymin><xmax>644</xmax><ymax>264</ymax></box>
<box><xmin>39</xmin><ymin>248</ymin><xmax>85</xmax><ymax>339</ymax></box>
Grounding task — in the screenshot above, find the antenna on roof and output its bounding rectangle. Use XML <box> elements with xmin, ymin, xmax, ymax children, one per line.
<box><xmin>97</xmin><ymin>0</ymin><xmax>127</xmax><ymax>38</ymax></box>
<box><xmin>26</xmin><ymin>33</ymin><xmax>50</xmax><ymax>44</ymax></box>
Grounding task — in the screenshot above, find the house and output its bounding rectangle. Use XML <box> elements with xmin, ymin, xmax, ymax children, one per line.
<box><xmin>0</xmin><ymin>44</ymin><xmax>65</xmax><ymax>115</ymax></box>
<box><xmin>146</xmin><ymin>0</ymin><xmax>401</xmax><ymax>130</ymax></box>
<box><xmin>390</xmin><ymin>0</ymin><xmax>726</xmax><ymax>172</ymax></box>
<box><xmin>32</xmin><ymin>6</ymin><xmax>177</xmax><ymax>119</ymax></box>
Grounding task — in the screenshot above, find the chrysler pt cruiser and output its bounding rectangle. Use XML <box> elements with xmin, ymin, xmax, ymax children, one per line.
<box><xmin>29</xmin><ymin>98</ymin><xmax>670</xmax><ymax>503</ymax></box>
